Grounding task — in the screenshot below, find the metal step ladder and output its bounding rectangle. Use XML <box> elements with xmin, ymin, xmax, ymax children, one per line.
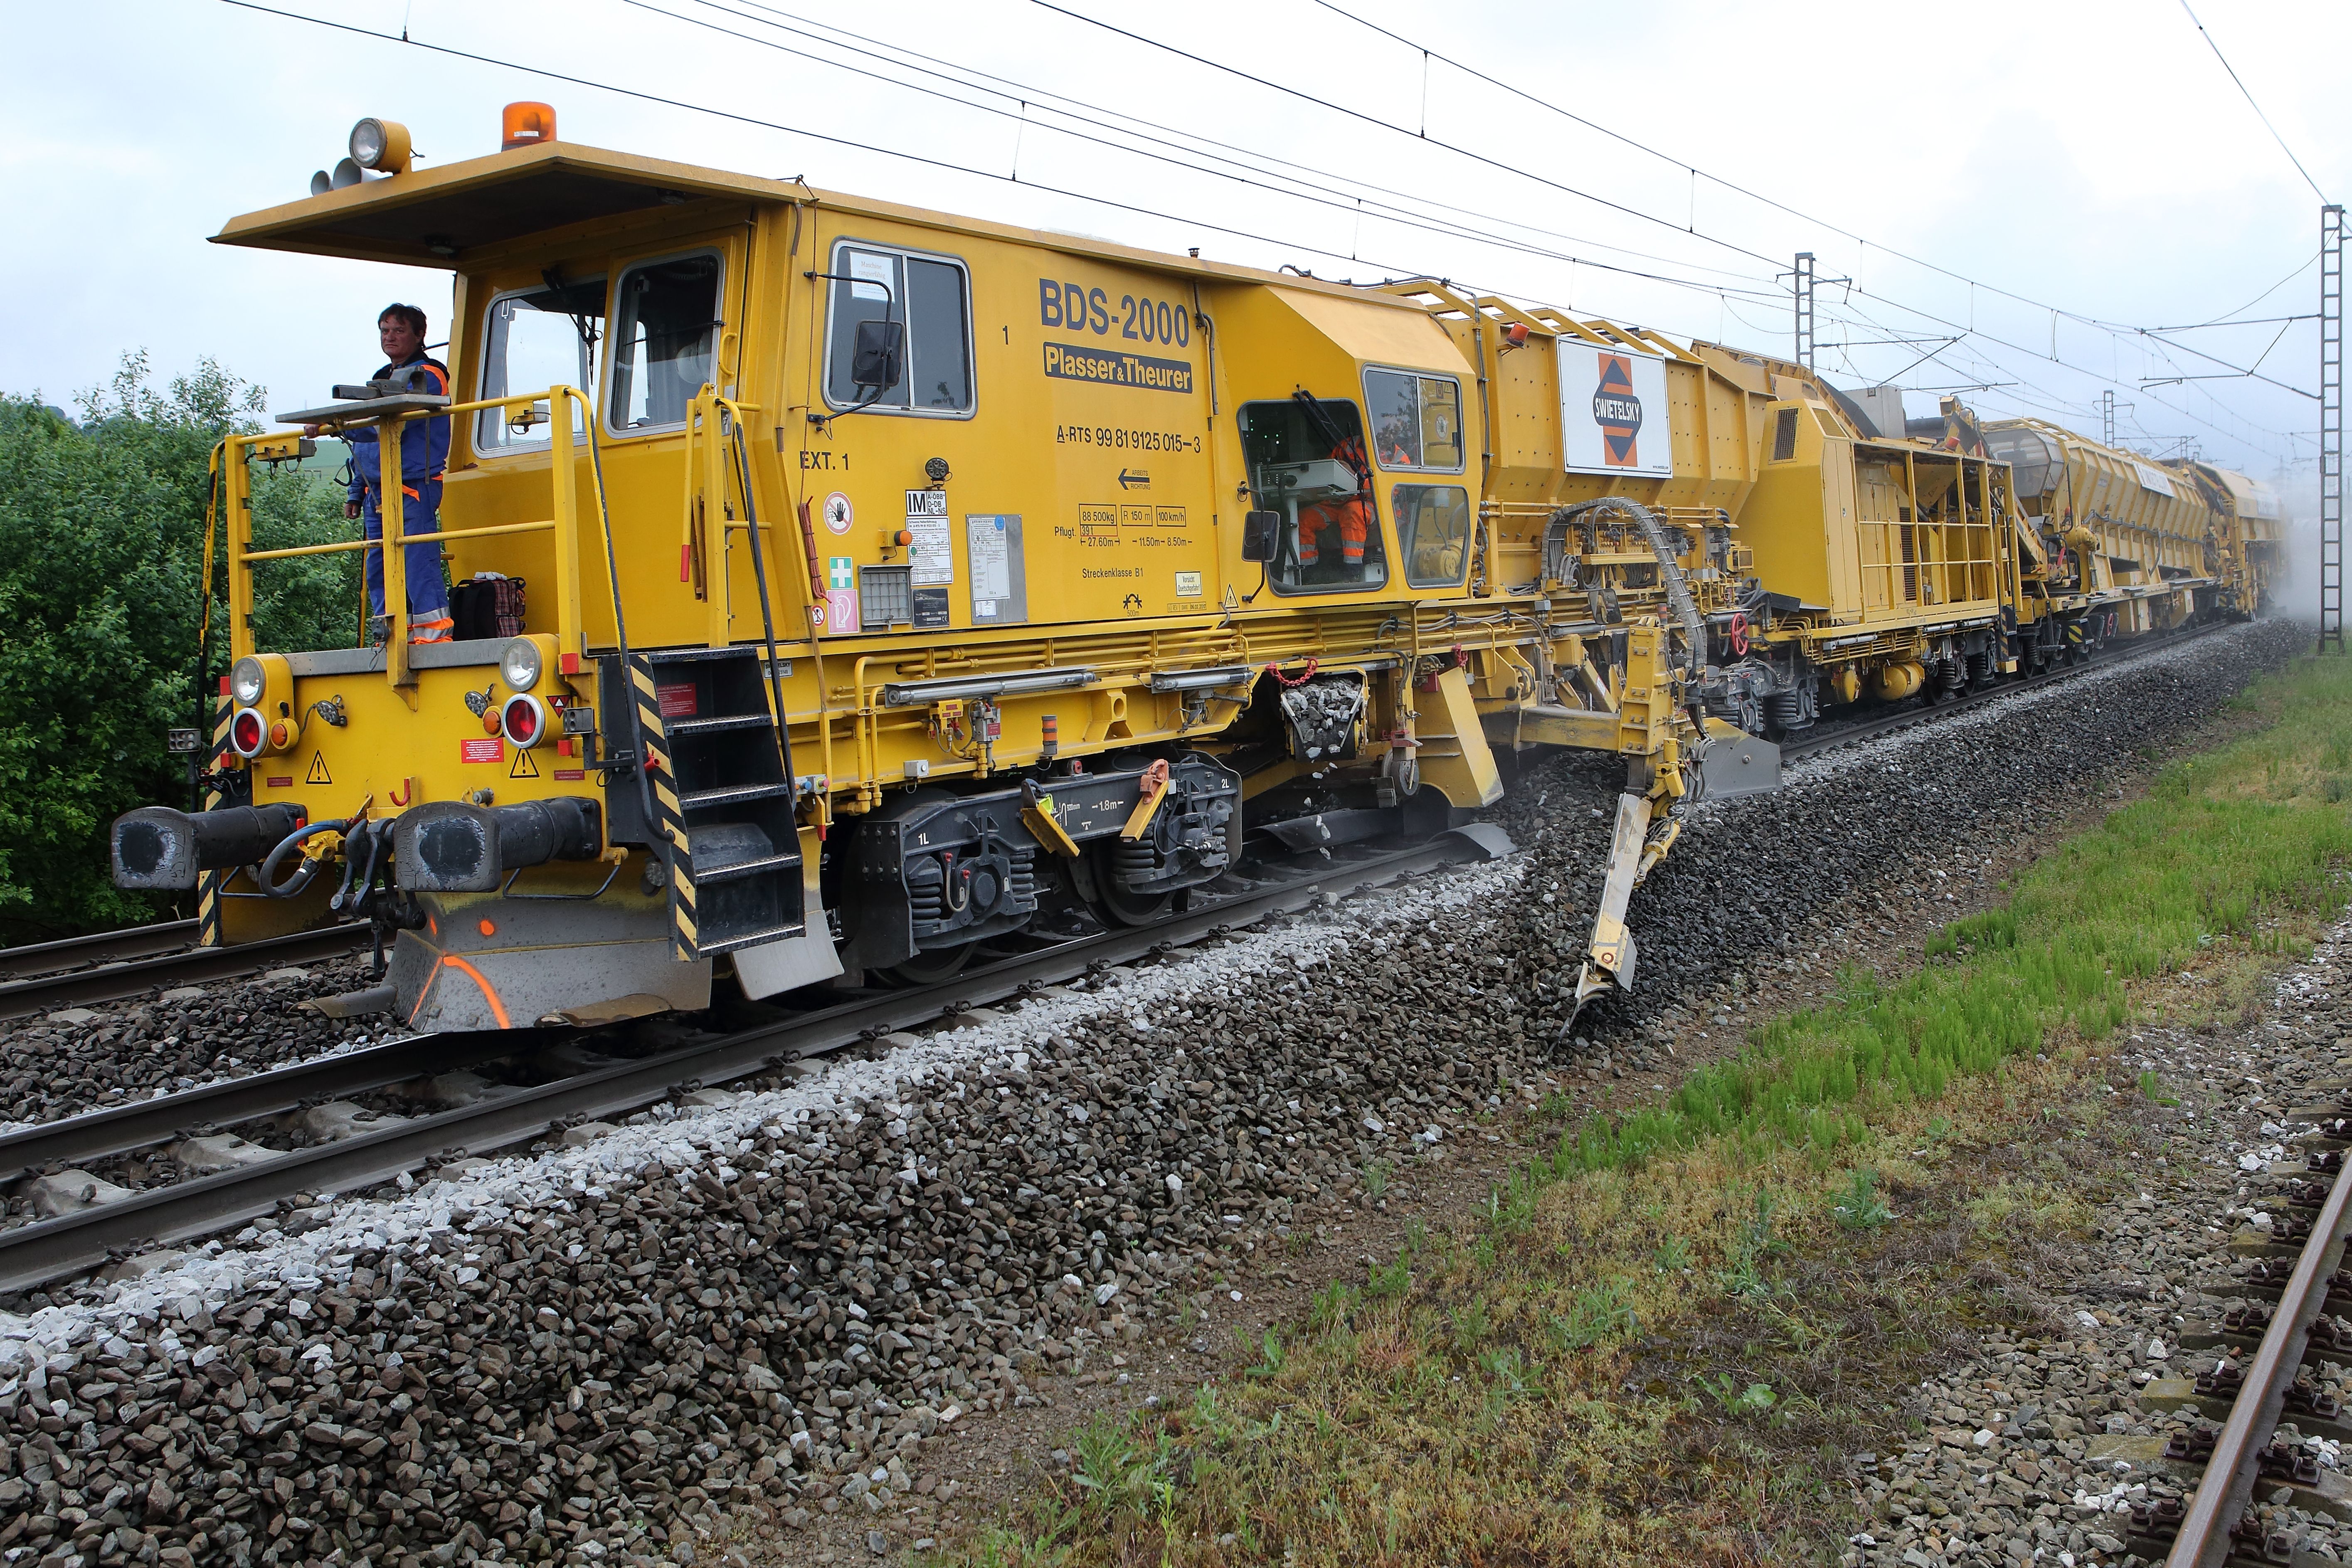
<box><xmin>627</xmin><ymin>646</ymin><xmax>805</xmax><ymax>960</ymax></box>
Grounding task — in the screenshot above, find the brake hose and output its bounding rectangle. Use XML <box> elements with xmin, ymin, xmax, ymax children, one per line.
<box><xmin>258</xmin><ymin>818</ymin><xmax>348</xmax><ymax>899</ymax></box>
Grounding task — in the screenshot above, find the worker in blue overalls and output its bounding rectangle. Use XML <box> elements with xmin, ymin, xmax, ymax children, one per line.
<box><xmin>345</xmin><ymin>303</ymin><xmax>454</xmax><ymax>643</ymax></box>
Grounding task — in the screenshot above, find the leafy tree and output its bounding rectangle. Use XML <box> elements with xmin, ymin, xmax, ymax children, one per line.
<box><xmin>0</xmin><ymin>353</ymin><xmax>361</xmax><ymax>941</ymax></box>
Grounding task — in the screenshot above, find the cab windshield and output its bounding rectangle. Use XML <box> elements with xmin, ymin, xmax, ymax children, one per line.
<box><xmin>607</xmin><ymin>252</ymin><xmax>722</xmax><ymax>431</ymax></box>
<box><xmin>475</xmin><ymin>276</ymin><xmax>604</xmax><ymax>455</ymax></box>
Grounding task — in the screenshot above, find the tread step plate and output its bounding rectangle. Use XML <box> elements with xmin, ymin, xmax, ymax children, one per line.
<box><xmin>690</xmin><ymin>850</ymin><xmax>801</xmax><ymax>885</ymax></box>
<box><xmin>677</xmin><ymin>782</ymin><xmax>795</xmax><ymax>811</ymax></box>
<box><xmin>667</xmin><ymin>714</ymin><xmax>778</xmax><ymax>736</ymax></box>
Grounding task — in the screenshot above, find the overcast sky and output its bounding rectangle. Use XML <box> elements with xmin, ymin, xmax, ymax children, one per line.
<box><xmin>6</xmin><ymin>0</ymin><xmax>2342</xmax><ymax>509</ymax></box>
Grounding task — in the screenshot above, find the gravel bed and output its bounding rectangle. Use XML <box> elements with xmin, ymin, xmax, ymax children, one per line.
<box><xmin>1850</xmin><ymin>910</ymin><xmax>2352</xmax><ymax>1568</ymax></box>
<box><xmin>0</xmin><ymin>620</ymin><xmax>2305</xmax><ymax>1568</ymax></box>
<box><xmin>1564</xmin><ymin>618</ymin><xmax>2313</xmax><ymax>1045</ymax></box>
<box><xmin>0</xmin><ymin>959</ymin><xmax>380</xmax><ymax>1129</ymax></box>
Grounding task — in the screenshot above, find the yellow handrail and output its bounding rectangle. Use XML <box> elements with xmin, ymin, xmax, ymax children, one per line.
<box><xmin>225</xmin><ymin>386</ymin><xmax>589</xmax><ymax>689</ymax></box>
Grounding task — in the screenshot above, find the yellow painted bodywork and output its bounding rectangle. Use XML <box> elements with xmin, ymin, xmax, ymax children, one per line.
<box><xmin>200</xmin><ymin>140</ymin><xmax>1720</xmax><ymax>967</ymax></box>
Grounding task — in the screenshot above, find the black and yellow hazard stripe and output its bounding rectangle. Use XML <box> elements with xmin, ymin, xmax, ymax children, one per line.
<box><xmin>628</xmin><ymin>658</ymin><xmax>699</xmax><ymax>961</ymax></box>
<box><xmin>198</xmin><ymin>693</ymin><xmax>232</xmax><ymax>949</ymax></box>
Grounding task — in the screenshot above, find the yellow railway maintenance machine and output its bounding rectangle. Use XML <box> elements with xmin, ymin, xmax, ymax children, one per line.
<box><xmin>111</xmin><ymin>110</ymin><xmax>1785</xmax><ymax>1033</ymax></box>
<box><xmin>1982</xmin><ymin>417</ymin><xmax>2233</xmax><ymax>661</ymax></box>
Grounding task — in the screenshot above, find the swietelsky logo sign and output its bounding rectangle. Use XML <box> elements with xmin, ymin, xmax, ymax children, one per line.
<box><xmin>1593</xmin><ymin>355</ymin><xmax>1643</xmax><ymax>468</ymax></box>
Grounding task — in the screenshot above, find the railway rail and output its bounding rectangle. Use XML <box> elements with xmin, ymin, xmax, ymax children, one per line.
<box><xmin>0</xmin><ymin>824</ymin><xmax>1509</xmax><ymax>1299</ymax></box>
<box><xmin>2127</xmin><ymin>1113</ymin><xmax>2352</xmax><ymax>1565</ymax></box>
<box><xmin>0</xmin><ymin>919</ymin><xmax>367</xmax><ymax>1022</ymax></box>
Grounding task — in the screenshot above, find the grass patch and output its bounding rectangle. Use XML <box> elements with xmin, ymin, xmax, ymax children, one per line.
<box><xmin>947</xmin><ymin>652</ymin><xmax>2352</xmax><ymax>1566</ymax></box>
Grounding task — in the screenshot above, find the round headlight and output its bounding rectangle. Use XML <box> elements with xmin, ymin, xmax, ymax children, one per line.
<box><xmin>230</xmin><ymin>708</ymin><xmax>266</xmax><ymax>759</ymax></box>
<box><xmin>500</xmin><ymin>637</ymin><xmax>543</xmax><ymax>692</ymax></box>
<box><xmin>346</xmin><ymin>118</ymin><xmax>411</xmax><ymax>174</ymax></box>
<box><xmin>231</xmin><ymin>656</ymin><xmax>267</xmax><ymax>707</ymax></box>
<box><xmin>501</xmin><ymin>694</ymin><xmax>546</xmax><ymax>748</ymax></box>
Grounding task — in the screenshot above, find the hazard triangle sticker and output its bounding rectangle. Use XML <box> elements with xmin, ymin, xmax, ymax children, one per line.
<box><xmin>509</xmin><ymin>747</ymin><xmax>540</xmax><ymax>780</ymax></box>
<box><xmin>304</xmin><ymin>750</ymin><xmax>331</xmax><ymax>785</ymax></box>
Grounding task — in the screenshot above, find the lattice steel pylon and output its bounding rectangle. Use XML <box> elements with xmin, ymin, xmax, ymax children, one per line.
<box><xmin>1793</xmin><ymin>251</ymin><xmax>1816</xmax><ymax>369</ymax></box>
<box><xmin>2324</xmin><ymin>204</ymin><xmax>2345</xmax><ymax>653</ymax></box>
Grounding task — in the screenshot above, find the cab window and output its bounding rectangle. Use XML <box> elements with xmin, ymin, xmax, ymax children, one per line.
<box><xmin>1239</xmin><ymin>397</ymin><xmax>1387</xmax><ymax>594</ymax></box>
<box><xmin>607</xmin><ymin>251</ymin><xmax>722</xmax><ymax>432</ymax></box>
<box><xmin>475</xmin><ymin>276</ymin><xmax>604</xmax><ymax>456</ymax></box>
<box><xmin>823</xmin><ymin>241</ymin><xmax>974</xmax><ymax>415</ymax></box>
<box><xmin>1397</xmin><ymin>485</ymin><xmax>1472</xmax><ymax>588</ymax></box>
<box><xmin>1363</xmin><ymin>368</ymin><xmax>1464</xmax><ymax>471</ymax></box>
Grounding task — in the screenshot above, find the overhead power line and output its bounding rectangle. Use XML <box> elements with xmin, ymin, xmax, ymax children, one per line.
<box><xmin>2175</xmin><ymin>0</ymin><xmax>2331</xmax><ymax>203</ymax></box>
<box><xmin>637</xmin><ymin>0</ymin><xmax>1789</xmax><ymax>305</ymax></box>
<box><xmin>1035</xmin><ymin>0</ymin><xmax>2307</xmax><ymax>450</ymax></box>
<box><xmin>1034</xmin><ymin>0</ymin><xmax>2307</xmax><ymax>452</ymax></box>
<box><xmin>1026</xmin><ymin>0</ymin><xmax>1787</xmax><ymax>273</ymax></box>
<box><xmin>214</xmin><ymin>0</ymin><xmax>2306</xmax><ymax>465</ymax></box>
<box><xmin>210</xmin><ymin>0</ymin><xmax>1768</xmax><ymax>348</ymax></box>
<box><xmin>1304</xmin><ymin>0</ymin><xmax>2250</xmax><ymax>342</ymax></box>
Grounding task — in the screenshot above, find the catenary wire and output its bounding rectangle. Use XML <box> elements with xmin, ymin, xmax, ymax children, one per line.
<box><xmin>2174</xmin><ymin>0</ymin><xmax>2331</xmax><ymax>203</ymax></box>
<box><xmin>212</xmin><ymin>0</ymin><xmax>1782</xmax><ymax>343</ymax></box>
<box><xmin>1034</xmin><ymin>0</ymin><xmax>2311</xmax><ymax>456</ymax></box>
<box><xmin>621</xmin><ymin>0</ymin><xmax>1794</xmax><ymax>306</ymax></box>
<box><xmin>685</xmin><ymin>0</ymin><xmax>1785</xmax><ymax>294</ymax></box>
<box><xmin>218</xmin><ymin>0</ymin><xmax>2306</xmax><ymax>467</ymax></box>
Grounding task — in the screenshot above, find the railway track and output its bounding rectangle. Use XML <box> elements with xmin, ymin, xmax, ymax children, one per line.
<box><xmin>0</xmin><ymin>918</ymin><xmax>367</xmax><ymax>1021</ymax></box>
<box><xmin>2121</xmin><ymin>1116</ymin><xmax>2352</xmax><ymax>1567</ymax></box>
<box><xmin>1779</xmin><ymin>620</ymin><xmax>2234</xmax><ymax>762</ymax></box>
<box><xmin>0</xmin><ymin>824</ymin><xmax>1510</xmax><ymax>1299</ymax></box>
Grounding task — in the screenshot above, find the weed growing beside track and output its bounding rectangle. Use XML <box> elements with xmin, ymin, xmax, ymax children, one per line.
<box><xmin>949</xmin><ymin>652</ymin><xmax>2352</xmax><ymax>1566</ymax></box>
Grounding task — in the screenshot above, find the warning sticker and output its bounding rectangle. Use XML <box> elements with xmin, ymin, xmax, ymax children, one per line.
<box><xmin>509</xmin><ymin>747</ymin><xmax>540</xmax><ymax>780</ymax></box>
<box><xmin>656</xmin><ymin>683</ymin><xmax>698</xmax><ymax>719</ymax></box>
<box><xmin>265</xmin><ymin>775</ymin><xmax>293</xmax><ymax>789</ymax></box>
<box><xmin>822</xmin><ymin>490</ymin><xmax>854</xmax><ymax>536</ymax></box>
<box><xmin>554</xmin><ymin>768</ymin><xmax>587</xmax><ymax>782</ymax></box>
<box><xmin>304</xmin><ymin>750</ymin><xmax>331</xmax><ymax>785</ymax></box>
<box><xmin>461</xmin><ymin>737</ymin><xmax>504</xmax><ymax>764</ymax></box>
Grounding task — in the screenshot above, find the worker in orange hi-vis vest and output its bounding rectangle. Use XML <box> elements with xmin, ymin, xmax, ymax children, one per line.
<box><xmin>1296</xmin><ymin>434</ymin><xmax>1371</xmax><ymax>574</ymax></box>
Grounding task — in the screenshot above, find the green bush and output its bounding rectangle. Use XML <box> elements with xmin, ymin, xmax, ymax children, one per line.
<box><xmin>0</xmin><ymin>354</ymin><xmax>359</xmax><ymax>941</ymax></box>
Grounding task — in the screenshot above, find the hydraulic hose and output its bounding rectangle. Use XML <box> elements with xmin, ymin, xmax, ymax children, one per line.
<box><xmin>257</xmin><ymin>819</ymin><xmax>348</xmax><ymax>899</ymax></box>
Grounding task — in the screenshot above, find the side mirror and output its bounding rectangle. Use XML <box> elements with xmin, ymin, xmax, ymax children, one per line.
<box><xmin>851</xmin><ymin>318</ymin><xmax>905</xmax><ymax>390</ymax></box>
<box><xmin>1241</xmin><ymin>509</ymin><xmax>1282</xmax><ymax>563</ymax></box>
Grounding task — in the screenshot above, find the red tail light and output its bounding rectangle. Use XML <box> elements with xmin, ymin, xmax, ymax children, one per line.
<box><xmin>501</xmin><ymin>694</ymin><xmax>545</xmax><ymax>747</ymax></box>
<box><xmin>230</xmin><ymin>708</ymin><xmax>266</xmax><ymax>758</ymax></box>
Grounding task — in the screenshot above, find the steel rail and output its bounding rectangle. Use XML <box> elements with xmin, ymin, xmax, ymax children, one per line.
<box><xmin>0</xmin><ymin>827</ymin><xmax>1506</xmax><ymax>1297</ymax></box>
<box><xmin>0</xmin><ymin>920</ymin><xmax>200</xmax><ymax>981</ymax></box>
<box><xmin>0</xmin><ymin>924</ymin><xmax>369</xmax><ymax>1022</ymax></box>
<box><xmin>0</xmin><ymin>1029</ymin><xmax>531</xmax><ymax>1180</ymax></box>
<box><xmin>1779</xmin><ymin>621</ymin><xmax>2234</xmax><ymax>762</ymax></box>
<box><xmin>2166</xmin><ymin>1157</ymin><xmax>2352</xmax><ymax>1567</ymax></box>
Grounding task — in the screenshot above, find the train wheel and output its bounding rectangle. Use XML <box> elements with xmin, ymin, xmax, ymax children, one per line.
<box><xmin>1090</xmin><ymin>842</ymin><xmax>1174</xmax><ymax>927</ymax></box>
<box><xmin>881</xmin><ymin>941</ymin><xmax>976</xmax><ymax>987</ymax></box>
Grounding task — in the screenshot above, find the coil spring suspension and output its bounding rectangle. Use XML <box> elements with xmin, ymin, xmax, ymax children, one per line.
<box><xmin>1112</xmin><ymin>840</ymin><xmax>1159</xmax><ymax>890</ymax></box>
<box><xmin>909</xmin><ymin>875</ymin><xmax>946</xmax><ymax>925</ymax></box>
<box><xmin>1766</xmin><ymin>689</ymin><xmax>1810</xmax><ymax>730</ymax></box>
<box><xmin>1937</xmin><ymin>659</ymin><xmax>1967</xmax><ymax>695</ymax></box>
<box><xmin>1965</xmin><ymin>651</ymin><xmax>1992</xmax><ymax>688</ymax></box>
<box><xmin>1009</xmin><ymin>849</ymin><xmax>1037</xmax><ymax>906</ymax></box>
